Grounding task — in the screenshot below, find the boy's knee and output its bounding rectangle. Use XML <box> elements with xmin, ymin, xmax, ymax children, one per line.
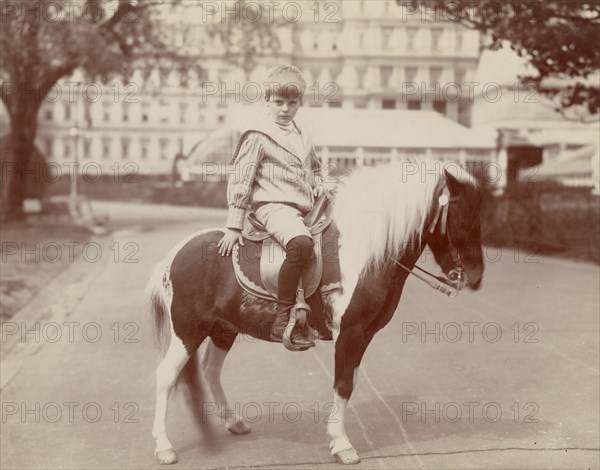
<box><xmin>285</xmin><ymin>235</ymin><xmax>314</xmax><ymax>263</ymax></box>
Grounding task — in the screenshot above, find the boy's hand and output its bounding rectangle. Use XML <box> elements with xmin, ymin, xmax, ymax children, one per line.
<box><xmin>313</xmin><ymin>184</ymin><xmax>327</xmax><ymax>198</ymax></box>
<box><xmin>218</xmin><ymin>228</ymin><xmax>245</xmax><ymax>256</ymax></box>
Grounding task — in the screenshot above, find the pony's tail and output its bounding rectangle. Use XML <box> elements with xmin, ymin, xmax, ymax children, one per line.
<box><xmin>145</xmin><ymin>260</ymin><xmax>171</xmax><ymax>356</ymax></box>
<box><xmin>146</xmin><ymin>259</ymin><xmax>214</xmax><ymax>438</ymax></box>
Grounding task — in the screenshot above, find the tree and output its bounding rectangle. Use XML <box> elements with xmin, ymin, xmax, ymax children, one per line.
<box><xmin>402</xmin><ymin>1</ymin><xmax>600</xmax><ymax>118</ymax></box>
<box><xmin>0</xmin><ymin>0</ymin><xmax>278</xmax><ymax>222</ymax></box>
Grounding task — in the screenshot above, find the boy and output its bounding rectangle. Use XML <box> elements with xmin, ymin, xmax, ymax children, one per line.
<box><xmin>217</xmin><ymin>65</ymin><xmax>325</xmax><ymax>350</ymax></box>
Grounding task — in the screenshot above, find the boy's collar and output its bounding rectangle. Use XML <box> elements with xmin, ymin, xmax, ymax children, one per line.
<box><xmin>236</xmin><ymin>109</ymin><xmax>309</xmax><ymax>160</ymax></box>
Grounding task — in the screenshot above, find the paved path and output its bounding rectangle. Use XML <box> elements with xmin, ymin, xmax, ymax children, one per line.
<box><xmin>1</xmin><ymin>205</ymin><xmax>598</xmax><ymax>469</ymax></box>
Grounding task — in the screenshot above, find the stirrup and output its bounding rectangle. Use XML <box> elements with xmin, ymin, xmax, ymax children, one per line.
<box><xmin>282</xmin><ymin>289</ymin><xmax>318</xmax><ymax>351</ymax></box>
<box><xmin>282</xmin><ymin>305</ymin><xmax>315</xmax><ymax>351</ymax></box>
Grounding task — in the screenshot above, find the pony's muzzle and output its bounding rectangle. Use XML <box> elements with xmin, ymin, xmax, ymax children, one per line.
<box><xmin>464</xmin><ymin>267</ymin><xmax>483</xmax><ymax>290</ymax></box>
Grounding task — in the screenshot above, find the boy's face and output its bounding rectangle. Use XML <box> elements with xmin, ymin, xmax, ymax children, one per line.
<box><xmin>267</xmin><ymin>94</ymin><xmax>301</xmax><ymax>125</ymax></box>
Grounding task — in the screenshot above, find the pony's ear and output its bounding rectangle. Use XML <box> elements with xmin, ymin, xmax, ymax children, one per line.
<box><xmin>444</xmin><ymin>169</ymin><xmax>462</xmax><ymax>195</ymax></box>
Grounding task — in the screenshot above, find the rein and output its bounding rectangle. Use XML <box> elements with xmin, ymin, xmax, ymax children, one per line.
<box><xmin>394</xmin><ymin>185</ymin><xmax>465</xmax><ymax>299</ymax></box>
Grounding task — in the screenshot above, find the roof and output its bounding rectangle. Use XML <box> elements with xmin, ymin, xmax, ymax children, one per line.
<box><xmin>296</xmin><ymin>108</ymin><xmax>495</xmax><ymax>149</ymax></box>
<box><xmin>538</xmin><ymin>143</ymin><xmax>599</xmax><ymax>177</ymax></box>
<box><xmin>227</xmin><ymin>105</ymin><xmax>495</xmax><ymax>149</ymax></box>
<box><xmin>187</xmin><ymin>106</ymin><xmax>496</xmax><ymax>166</ymax></box>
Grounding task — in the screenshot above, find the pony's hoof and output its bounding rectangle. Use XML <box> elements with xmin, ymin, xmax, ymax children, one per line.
<box><xmin>227</xmin><ymin>420</ymin><xmax>251</xmax><ymax>435</ymax></box>
<box><xmin>334</xmin><ymin>448</ymin><xmax>361</xmax><ymax>465</ymax></box>
<box><xmin>156</xmin><ymin>449</ymin><xmax>178</xmax><ymax>465</ymax></box>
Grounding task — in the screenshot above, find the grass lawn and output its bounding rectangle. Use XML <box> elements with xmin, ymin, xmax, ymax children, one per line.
<box><xmin>1</xmin><ymin>220</ymin><xmax>91</xmax><ymax>320</ymax></box>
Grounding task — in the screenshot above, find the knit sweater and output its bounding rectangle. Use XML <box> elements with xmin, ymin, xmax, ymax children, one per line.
<box><xmin>225</xmin><ymin>117</ymin><xmax>322</xmax><ymax>230</ymax></box>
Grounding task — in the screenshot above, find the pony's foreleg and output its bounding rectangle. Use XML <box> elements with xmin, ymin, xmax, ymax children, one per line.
<box><xmin>328</xmin><ymin>388</ymin><xmax>357</xmax><ymax>464</ymax></box>
<box><xmin>201</xmin><ymin>335</ymin><xmax>251</xmax><ymax>435</ymax></box>
<box><xmin>152</xmin><ymin>333</ymin><xmax>191</xmax><ymax>465</ymax></box>
<box><xmin>328</xmin><ymin>325</ymin><xmax>375</xmax><ymax>465</ymax></box>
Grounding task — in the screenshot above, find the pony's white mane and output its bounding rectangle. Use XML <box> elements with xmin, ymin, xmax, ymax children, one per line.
<box><xmin>331</xmin><ymin>159</ymin><xmax>476</xmax><ymax>275</ymax></box>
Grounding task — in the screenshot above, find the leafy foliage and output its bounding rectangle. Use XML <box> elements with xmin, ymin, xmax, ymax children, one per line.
<box><xmin>0</xmin><ymin>0</ymin><xmax>278</xmax><ymax>221</ymax></box>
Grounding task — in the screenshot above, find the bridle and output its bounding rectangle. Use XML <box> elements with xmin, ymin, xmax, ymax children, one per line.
<box><xmin>394</xmin><ymin>185</ymin><xmax>465</xmax><ymax>299</ymax></box>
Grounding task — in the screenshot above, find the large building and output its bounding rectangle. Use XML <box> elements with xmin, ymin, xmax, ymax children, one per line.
<box><xmin>22</xmin><ymin>0</ymin><xmax>483</xmax><ymax>175</ymax></box>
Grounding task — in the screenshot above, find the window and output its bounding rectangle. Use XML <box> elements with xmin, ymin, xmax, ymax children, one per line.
<box><xmin>44</xmin><ymin>138</ymin><xmax>53</xmax><ymax>157</ymax></box>
<box><xmin>406</xmin><ymin>27</ymin><xmax>418</xmax><ymax>50</ymax></box>
<box><xmin>179</xmin><ymin>69</ymin><xmax>189</xmax><ymax>87</ymax></box>
<box><xmin>103</xmin><ymin>103</ymin><xmax>111</xmax><ymax>122</ymax></box>
<box><xmin>179</xmin><ymin>102</ymin><xmax>188</xmax><ymax>123</ymax></box>
<box><xmin>456</xmin><ymin>32</ymin><xmax>463</xmax><ymax>51</ymax></box>
<box><xmin>458</xmin><ymin>98</ymin><xmax>471</xmax><ymax>126</ymax></box>
<box><xmin>331</xmin><ymin>34</ymin><xmax>339</xmax><ymax>51</ymax></box>
<box><xmin>407</xmin><ymin>100</ymin><xmax>421</xmax><ymax>110</ymax></box>
<box><xmin>455</xmin><ymin>68</ymin><xmax>466</xmax><ymax>85</ymax></box>
<box><xmin>430</xmin><ymin>67</ymin><xmax>443</xmax><ymax>86</ymax></box>
<box><xmin>140</xmin><ymin>139</ymin><xmax>149</xmax><ymax>160</ymax></box>
<box><xmin>433</xmin><ymin>100</ymin><xmax>447</xmax><ymax>114</ymax></box>
<box><xmin>358</xmin><ymin>33</ymin><xmax>364</xmax><ymax>49</ymax></box>
<box><xmin>217</xmin><ymin>103</ymin><xmax>227</xmax><ymax>123</ymax></box>
<box><xmin>405</xmin><ymin>67</ymin><xmax>418</xmax><ymax>83</ymax></box>
<box><xmin>102</xmin><ymin>138</ymin><xmax>112</xmax><ymax>159</ymax></box>
<box><xmin>431</xmin><ymin>28</ymin><xmax>443</xmax><ymax>50</ymax></box>
<box><xmin>159</xmin><ymin>138</ymin><xmax>169</xmax><ymax>160</ymax></box>
<box><xmin>64</xmin><ymin>104</ymin><xmax>71</xmax><ymax>120</ymax></box>
<box><xmin>121</xmin><ymin>137</ymin><xmax>130</xmax><ymax>159</ymax></box>
<box><xmin>141</xmin><ymin>102</ymin><xmax>149</xmax><ymax>123</ymax></box>
<box><xmin>122</xmin><ymin>103</ymin><xmax>130</xmax><ymax>122</ymax></box>
<box><xmin>159</xmin><ymin>68</ymin><xmax>170</xmax><ymax>87</ymax></box>
<box><xmin>382</xmin><ymin>99</ymin><xmax>396</xmax><ymax>109</ymax></box>
<box><xmin>354</xmin><ymin>98</ymin><xmax>368</xmax><ymax>109</ymax></box>
<box><xmin>159</xmin><ymin>99</ymin><xmax>169</xmax><ymax>123</ymax></box>
<box><xmin>356</xmin><ymin>67</ymin><xmax>367</xmax><ymax>89</ymax></box>
<box><xmin>310</xmin><ymin>67</ymin><xmax>321</xmax><ymax>84</ymax></box>
<box><xmin>380</xmin><ymin>66</ymin><xmax>393</xmax><ymax>88</ymax></box>
<box><xmin>83</xmin><ymin>138</ymin><xmax>91</xmax><ymax>159</ymax></box>
<box><xmin>63</xmin><ymin>139</ymin><xmax>71</xmax><ymax>158</ymax></box>
<box><xmin>329</xmin><ymin>100</ymin><xmax>342</xmax><ymax>108</ymax></box>
<box><xmin>381</xmin><ymin>27</ymin><xmax>393</xmax><ymax>50</ymax></box>
<box><xmin>198</xmin><ymin>103</ymin><xmax>205</xmax><ymax>123</ymax></box>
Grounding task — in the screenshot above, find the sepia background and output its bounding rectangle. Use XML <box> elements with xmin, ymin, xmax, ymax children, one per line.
<box><xmin>1</xmin><ymin>1</ymin><xmax>599</xmax><ymax>469</ymax></box>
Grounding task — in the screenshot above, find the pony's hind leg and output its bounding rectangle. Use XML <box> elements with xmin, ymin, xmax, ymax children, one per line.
<box><xmin>201</xmin><ymin>331</ymin><xmax>251</xmax><ymax>435</ymax></box>
<box><xmin>152</xmin><ymin>333</ymin><xmax>192</xmax><ymax>465</ymax></box>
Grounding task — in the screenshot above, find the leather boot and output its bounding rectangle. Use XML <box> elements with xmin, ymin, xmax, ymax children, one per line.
<box><xmin>272</xmin><ymin>235</ymin><xmax>316</xmax><ymax>349</ymax></box>
<box><xmin>270</xmin><ymin>303</ymin><xmax>315</xmax><ymax>349</ymax></box>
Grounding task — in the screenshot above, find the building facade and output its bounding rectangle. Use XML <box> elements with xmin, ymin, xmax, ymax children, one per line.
<box><xmin>7</xmin><ymin>1</ymin><xmax>482</xmax><ymax>175</ymax></box>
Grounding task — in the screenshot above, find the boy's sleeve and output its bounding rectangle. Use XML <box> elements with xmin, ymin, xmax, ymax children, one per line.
<box><xmin>226</xmin><ymin>133</ymin><xmax>262</xmax><ymax>230</ymax></box>
<box><xmin>308</xmin><ymin>145</ymin><xmax>323</xmax><ymax>186</ymax></box>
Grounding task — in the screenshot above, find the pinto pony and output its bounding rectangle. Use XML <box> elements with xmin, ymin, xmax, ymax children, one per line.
<box><xmin>147</xmin><ymin>160</ymin><xmax>484</xmax><ymax>465</ymax></box>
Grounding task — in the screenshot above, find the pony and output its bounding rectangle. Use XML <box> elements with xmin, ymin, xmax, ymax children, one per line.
<box><xmin>147</xmin><ymin>159</ymin><xmax>484</xmax><ymax>465</ymax></box>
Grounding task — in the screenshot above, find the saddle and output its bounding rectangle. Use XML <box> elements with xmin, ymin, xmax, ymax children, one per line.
<box><xmin>232</xmin><ymin>195</ymin><xmax>342</xmax><ymax>305</ymax></box>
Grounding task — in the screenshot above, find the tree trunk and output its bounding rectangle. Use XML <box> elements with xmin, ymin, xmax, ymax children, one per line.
<box><xmin>1</xmin><ymin>103</ymin><xmax>39</xmax><ymax>223</ymax></box>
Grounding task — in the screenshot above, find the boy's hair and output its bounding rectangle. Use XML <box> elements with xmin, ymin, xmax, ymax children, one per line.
<box><xmin>264</xmin><ymin>65</ymin><xmax>306</xmax><ymax>102</ymax></box>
